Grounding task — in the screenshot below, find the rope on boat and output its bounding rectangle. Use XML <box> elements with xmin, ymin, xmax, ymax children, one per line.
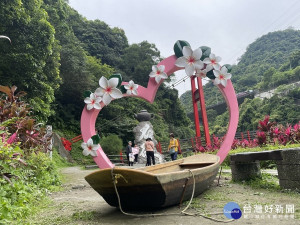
<box><xmin>110</xmin><ymin>167</ymin><xmax>235</xmax><ymax>223</ymax></box>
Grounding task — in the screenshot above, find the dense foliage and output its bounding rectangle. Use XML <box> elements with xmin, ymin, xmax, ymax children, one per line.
<box><xmin>0</xmin><ymin>0</ymin><xmax>193</xmax><ymax>147</ymax></box>
<box><xmin>0</xmin><ymin>0</ymin><xmax>61</xmax><ymax>121</ymax></box>
<box><xmin>0</xmin><ymin>87</ymin><xmax>61</xmax><ymax>223</ymax></box>
<box><xmin>100</xmin><ymin>134</ymin><xmax>123</xmax><ymax>155</ymax></box>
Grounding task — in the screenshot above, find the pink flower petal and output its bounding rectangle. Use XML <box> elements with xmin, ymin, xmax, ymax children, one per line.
<box><xmin>94</xmin><ymin>103</ymin><xmax>101</xmax><ymax>110</ymax></box>
<box><xmin>108</xmin><ymin>77</ymin><xmax>119</xmax><ymax>88</ymax></box>
<box><xmin>102</xmin><ymin>93</ymin><xmax>112</xmax><ymax>105</ymax></box>
<box><xmin>193</xmin><ymin>48</ymin><xmax>202</xmax><ymax>60</ymax></box>
<box><xmin>95</xmin><ymin>87</ymin><xmax>105</xmax><ymax>97</ymax></box>
<box><xmin>149</xmin><ymin>71</ymin><xmax>156</xmax><ymax>77</ymax></box>
<box><xmin>182</xmin><ymin>46</ymin><xmax>192</xmax><ymax>57</ymax></box>
<box><xmin>203</xmin><ymin>58</ymin><xmax>211</xmax><ymax>64</ymax></box>
<box><xmin>175</xmin><ymin>57</ymin><xmax>187</xmax><ymax>67</ymax></box>
<box><xmin>155</xmin><ymin>75</ymin><xmax>162</xmax><ymax>83</ymax></box>
<box><xmin>110</xmin><ymin>89</ymin><xmax>123</xmax><ymax>99</ymax></box>
<box><xmin>194</xmin><ymin>60</ymin><xmax>204</xmax><ymax>70</ymax></box>
<box><xmin>90</xmin><ymin>151</ymin><xmax>98</xmax><ymax>157</ymax></box>
<box><xmin>185</xmin><ymin>64</ymin><xmax>195</xmax><ymax>76</ymax></box>
<box><xmin>158</xmin><ymin>65</ymin><xmax>165</xmax><ymax>72</ymax></box>
<box><xmin>152</xmin><ymin>65</ymin><xmax>158</xmax><ymax>72</ymax></box>
<box><xmin>99</xmin><ymin>76</ymin><xmax>108</xmax><ymax>89</ymax></box>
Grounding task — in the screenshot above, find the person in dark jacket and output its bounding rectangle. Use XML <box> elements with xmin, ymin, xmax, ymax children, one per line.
<box><xmin>125</xmin><ymin>141</ymin><xmax>132</xmax><ymax>166</ymax></box>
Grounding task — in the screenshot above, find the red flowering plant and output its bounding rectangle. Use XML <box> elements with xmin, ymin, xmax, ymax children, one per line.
<box><xmin>212</xmin><ymin>135</ymin><xmax>222</xmax><ymax>150</ymax></box>
<box><xmin>256</xmin><ymin>131</ymin><xmax>267</xmax><ymax>146</ymax></box>
<box><xmin>291</xmin><ymin>122</ymin><xmax>300</xmax><ymax>143</ymax></box>
<box><xmin>257</xmin><ymin>115</ymin><xmax>300</xmax><ymax>146</ymax></box>
<box><xmin>256</xmin><ymin>115</ymin><xmax>276</xmax><ymax>146</ymax></box>
<box><xmin>0</xmin><ymin>85</ymin><xmax>47</xmax><ymax>156</ymax></box>
<box><xmin>257</xmin><ymin>115</ymin><xmax>275</xmax><ymax>132</ymax></box>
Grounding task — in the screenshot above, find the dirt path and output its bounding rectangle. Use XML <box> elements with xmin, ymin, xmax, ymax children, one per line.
<box><xmin>27</xmin><ymin>166</ymin><xmax>300</xmax><ymax>225</ymax></box>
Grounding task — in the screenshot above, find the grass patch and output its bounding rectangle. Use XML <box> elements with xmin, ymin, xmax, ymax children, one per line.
<box><xmin>72</xmin><ymin>210</ymin><xmax>96</xmax><ymax>220</ymax></box>
<box><xmin>233</xmin><ymin>173</ymin><xmax>280</xmax><ymax>191</ymax></box>
<box><xmin>52</xmin><ymin>148</ymin><xmax>73</xmax><ymax>168</ymax></box>
<box><xmin>203</xmin><ymin>191</ymin><xmax>232</xmax><ymax>201</ymax></box>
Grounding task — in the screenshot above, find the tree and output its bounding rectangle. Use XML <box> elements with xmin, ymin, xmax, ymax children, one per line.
<box><xmin>100</xmin><ymin>134</ymin><xmax>123</xmax><ymax>155</ymax></box>
<box><xmin>119</xmin><ymin>41</ymin><xmax>161</xmax><ymax>87</ymax></box>
<box><xmin>42</xmin><ymin>0</ymin><xmax>114</xmax><ymax>131</ymax></box>
<box><xmin>0</xmin><ymin>0</ymin><xmax>61</xmax><ymax>121</ymax></box>
<box><xmin>69</xmin><ymin>11</ymin><xmax>129</xmax><ymax>67</ymax></box>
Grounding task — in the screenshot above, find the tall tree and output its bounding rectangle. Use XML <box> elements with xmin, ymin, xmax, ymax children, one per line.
<box><xmin>0</xmin><ymin>0</ymin><xmax>61</xmax><ymax>121</ymax></box>
<box><xmin>43</xmin><ymin>0</ymin><xmax>114</xmax><ymax>130</ymax></box>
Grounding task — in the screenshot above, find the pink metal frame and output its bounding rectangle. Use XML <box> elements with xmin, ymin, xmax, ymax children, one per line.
<box><xmin>80</xmin><ymin>55</ymin><xmax>239</xmax><ymax>169</ymax></box>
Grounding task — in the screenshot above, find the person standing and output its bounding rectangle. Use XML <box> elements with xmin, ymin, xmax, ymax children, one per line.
<box><xmin>132</xmin><ymin>144</ymin><xmax>139</xmax><ymax>163</ymax></box>
<box><xmin>168</xmin><ymin>133</ymin><xmax>179</xmax><ymax>161</ymax></box>
<box><xmin>129</xmin><ymin>152</ymin><xmax>134</xmax><ymax>166</ymax></box>
<box><xmin>145</xmin><ymin>138</ymin><xmax>155</xmax><ymax>166</ymax></box>
<box><xmin>125</xmin><ymin>141</ymin><xmax>132</xmax><ymax>166</ymax></box>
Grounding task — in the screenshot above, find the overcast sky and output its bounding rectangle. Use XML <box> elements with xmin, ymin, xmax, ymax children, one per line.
<box><xmin>68</xmin><ymin>0</ymin><xmax>300</xmax><ymax>95</ymax></box>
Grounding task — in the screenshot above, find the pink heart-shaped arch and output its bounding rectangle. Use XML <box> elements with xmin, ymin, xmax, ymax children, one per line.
<box><xmin>81</xmin><ymin>55</ymin><xmax>239</xmax><ymax>168</ymax></box>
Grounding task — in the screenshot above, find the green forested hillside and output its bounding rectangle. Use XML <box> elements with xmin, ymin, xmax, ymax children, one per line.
<box><xmin>180</xmin><ymin>29</ymin><xmax>300</xmax><ymax>134</ymax></box>
<box><xmin>232</xmin><ymin>29</ymin><xmax>300</xmax><ymax>92</ymax></box>
<box><xmin>0</xmin><ymin>0</ymin><xmax>193</xmax><ymax>145</ymax></box>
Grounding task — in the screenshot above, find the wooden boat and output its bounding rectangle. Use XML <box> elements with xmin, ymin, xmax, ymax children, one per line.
<box><xmin>85</xmin><ymin>153</ymin><xmax>220</xmax><ymax>208</ymax></box>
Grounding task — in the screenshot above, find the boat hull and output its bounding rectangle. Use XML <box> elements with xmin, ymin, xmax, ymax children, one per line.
<box><xmin>85</xmin><ymin>154</ymin><xmax>220</xmax><ymax>208</ymax></box>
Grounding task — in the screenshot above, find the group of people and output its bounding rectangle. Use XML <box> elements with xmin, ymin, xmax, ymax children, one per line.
<box><xmin>125</xmin><ymin>141</ymin><xmax>139</xmax><ymax>166</ymax></box>
<box><xmin>125</xmin><ymin>133</ymin><xmax>179</xmax><ymax>167</ymax></box>
<box><xmin>125</xmin><ymin>138</ymin><xmax>156</xmax><ymax>166</ymax></box>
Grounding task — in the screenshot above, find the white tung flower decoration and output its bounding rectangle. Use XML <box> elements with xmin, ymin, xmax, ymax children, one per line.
<box><xmin>203</xmin><ymin>53</ymin><xmax>222</xmax><ymax>71</ymax></box>
<box><xmin>124</xmin><ymin>80</ymin><xmax>138</xmax><ymax>95</ymax></box>
<box><xmin>175</xmin><ymin>46</ymin><xmax>204</xmax><ymax>77</ymax></box>
<box><xmin>81</xmin><ymin>138</ymin><xmax>99</xmax><ymax>157</ymax></box>
<box><xmin>95</xmin><ymin>77</ymin><xmax>123</xmax><ymax>105</ymax></box>
<box><xmin>213</xmin><ymin>66</ymin><xmax>232</xmax><ymax>87</ymax></box>
<box><xmin>84</xmin><ymin>93</ymin><xmax>102</xmax><ymax>110</ymax></box>
<box><xmin>149</xmin><ymin>65</ymin><xmax>168</xmax><ymax>83</ymax></box>
<box><xmin>195</xmin><ymin>68</ymin><xmax>208</xmax><ymax>78</ymax></box>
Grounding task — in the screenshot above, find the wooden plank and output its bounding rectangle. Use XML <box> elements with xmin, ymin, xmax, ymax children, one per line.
<box><xmin>230</xmin><ymin>150</ymin><xmax>283</xmax><ymax>162</ymax></box>
<box><xmin>179</xmin><ymin>162</ymin><xmax>216</xmax><ymax>166</ymax></box>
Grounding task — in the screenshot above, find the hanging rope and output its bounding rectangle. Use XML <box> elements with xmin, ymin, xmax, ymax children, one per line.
<box><xmin>110</xmin><ymin>167</ymin><xmax>235</xmax><ymax>222</ymax></box>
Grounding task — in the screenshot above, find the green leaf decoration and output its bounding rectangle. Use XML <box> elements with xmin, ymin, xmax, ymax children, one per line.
<box><xmin>91</xmin><ymin>134</ymin><xmax>100</xmax><ymax>144</ymax></box>
<box><xmin>200</xmin><ymin>46</ymin><xmax>211</xmax><ymax>60</ymax></box>
<box><xmin>120</xmin><ymin>85</ymin><xmax>127</xmax><ymax>94</ymax></box>
<box><xmin>206</xmin><ymin>70</ymin><xmax>216</xmax><ymax>79</ymax></box>
<box><xmin>223</xmin><ymin>64</ymin><xmax>232</xmax><ymax>73</ymax></box>
<box><xmin>109</xmin><ymin>73</ymin><xmax>123</xmax><ymax>87</ymax></box>
<box><xmin>174</xmin><ymin>40</ymin><xmax>191</xmax><ymax>58</ymax></box>
<box><xmin>83</xmin><ymin>90</ymin><xmax>92</xmax><ymax>98</ymax></box>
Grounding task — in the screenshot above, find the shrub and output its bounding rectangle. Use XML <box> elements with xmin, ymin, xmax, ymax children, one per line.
<box><xmin>0</xmin><ymin>86</ymin><xmax>47</xmax><ymax>155</ymax></box>
<box><xmin>0</xmin><ymin>86</ymin><xmax>62</xmax><ymax>223</ymax></box>
<box><xmin>100</xmin><ymin>134</ymin><xmax>123</xmax><ymax>155</ymax></box>
<box><xmin>0</xmin><ymin>138</ymin><xmax>61</xmax><ymax>223</ymax></box>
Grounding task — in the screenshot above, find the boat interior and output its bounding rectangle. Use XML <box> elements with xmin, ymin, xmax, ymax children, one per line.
<box><xmin>137</xmin><ymin>154</ymin><xmax>219</xmax><ymax>174</ymax></box>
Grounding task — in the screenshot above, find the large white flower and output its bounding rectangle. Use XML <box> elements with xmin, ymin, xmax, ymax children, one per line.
<box><xmin>81</xmin><ymin>138</ymin><xmax>99</xmax><ymax>157</ymax></box>
<box><xmin>195</xmin><ymin>68</ymin><xmax>208</xmax><ymax>78</ymax></box>
<box><xmin>124</xmin><ymin>80</ymin><xmax>138</xmax><ymax>95</ymax></box>
<box><xmin>95</xmin><ymin>77</ymin><xmax>123</xmax><ymax>105</ymax></box>
<box><xmin>213</xmin><ymin>66</ymin><xmax>232</xmax><ymax>87</ymax></box>
<box><xmin>149</xmin><ymin>65</ymin><xmax>168</xmax><ymax>83</ymax></box>
<box><xmin>203</xmin><ymin>53</ymin><xmax>222</xmax><ymax>71</ymax></box>
<box><xmin>175</xmin><ymin>46</ymin><xmax>204</xmax><ymax>77</ymax></box>
<box><xmin>84</xmin><ymin>93</ymin><xmax>102</xmax><ymax>110</ymax></box>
